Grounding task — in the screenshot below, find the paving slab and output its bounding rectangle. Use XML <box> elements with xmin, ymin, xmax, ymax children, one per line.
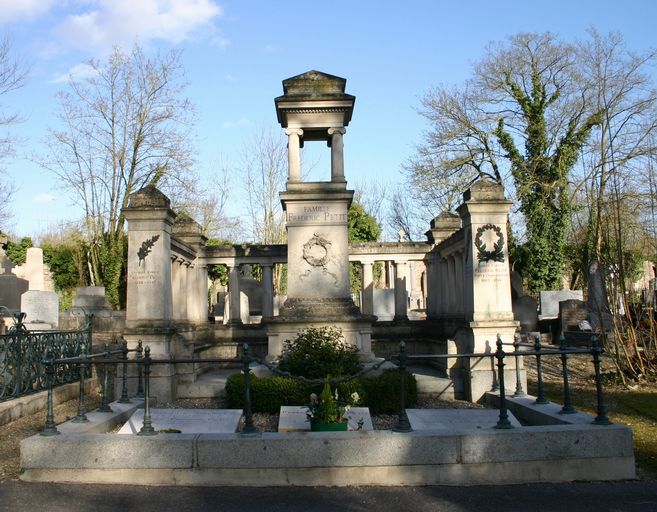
<box><xmin>406</xmin><ymin>408</ymin><xmax>521</xmax><ymax>431</ymax></box>
<box><xmin>278</xmin><ymin>406</ymin><xmax>373</xmax><ymax>432</ymax></box>
<box><xmin>117</xmin><ymin>408</ymin><xmax>242</xmax><ymax>434</ymax></box>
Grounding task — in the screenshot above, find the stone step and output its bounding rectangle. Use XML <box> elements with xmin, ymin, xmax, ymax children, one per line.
<box><xmin>409</xmin><ymin>364</ymin><xmax>455</xmax><ymax>400</ymax></box>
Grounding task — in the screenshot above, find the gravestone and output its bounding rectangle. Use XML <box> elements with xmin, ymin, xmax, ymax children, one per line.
<box><xmin>539</xmin><ymin>290</ymin><xmax>584</xmax><ymax>320</ymax></box>
<box><xmin>239</xmin><ymin>268</ymin><xmax>263</xmax><ymax>315</ymax></box>
<box><xmin>372</xmin><ymin>289</ymin><xmax>395</xmax><ymax>321</ymax></box>
<box><xmin>587</xmin><ymin>262</ymin><xmax>612</xmax><ymax>331</ymax></box>
<box><xmin>223</xmin><ymin>291</ymin><xmax>250</xmax><ymax>324</ymax></box>
<box><xmin>70</xmin><ymin>286</ymin><xmax>112</xmax><ymax>316</ymax></box>
<box><xmin>559</xmin><ymin>299</ymin><xmax>588</xmax><ymax>334</ymax></box>
<box><xmin>21</xmin><ymin>290</ymin><xmax>59</xmax><ymax>329</ymax></box>
<box><xmin>118</xmin><ymin>408</ymin><xmax>242</xmax><ymax>434</ymax></box>
<box><xmin>513</xmin><ymin>294</ymin><xmax>538</xmax><ymax>333</ymax></box>
<box><xmin>0</xmin><ymin>249</ymin><xmax>28</xmax><ymax>310</ymax></box>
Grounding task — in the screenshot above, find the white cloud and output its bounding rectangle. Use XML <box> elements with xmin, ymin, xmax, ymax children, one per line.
<box><xmin>54</xmin><ymin>0</ymin><xmax>223</xmax><ymax>53</ymax></box>
<box><xmin>49</xmin><ymin>62</ymin><xmax>99</xmax><ymax>84</ymax></box>
<box><xmin>0</xmin><ymin>0</ymin><xmax>55</xmax><ymax>23</ymax></box>
<box><xmin>33</xmin><ymin>192</ymin><xmax>57</xmax><ymax>203</ymax></box>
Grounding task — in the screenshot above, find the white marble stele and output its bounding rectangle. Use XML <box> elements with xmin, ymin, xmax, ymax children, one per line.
<box><xmin>278</xmin><ymin>406</ymin><xmax>373</xmax><ymax>432</ymax></box>
<box><xmin>117</xmin><ymin>409</ymin><xmax>243</xmax><ymax>434</ymax></box>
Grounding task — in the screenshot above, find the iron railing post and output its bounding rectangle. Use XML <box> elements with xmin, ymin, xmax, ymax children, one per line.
<box><xmin>240</xmin><ymin>343</ymin><xmax>258</xmax><ymax>436</ymax></box>
<box><xmin>118</xmin><ymin>338</ymin><xmax>131</xmax><ymax>404</ymax></box>
<box><xmin>559</xmin><ymin>333</ymin><xmax>576</xmax><ymax>414</ymax></box>
<box><xmin>40</xmin><ymin>347</ymin><xmax>60</xmax><ymax>436</ymax></box>
<box><xmin>533</xmin><ymin>333</ymin><xmax>549</xmax><ymax>405</ymax></box>
<box><xmin>393</xmin><ymin>341</ymin><xmax>412</xmax><ymax>433</ymax></box>
<box><xmin>135</xmin><ymin>340</ymin><xmax>144</xmax><ymax>399</ymax></box>
<box><xmin>97</xmin><ymin>342</ymin><xmax>113</xmax><ymax>412</ymax></box>
<box><xmin>513</xmin><ymin>333</ymin><xmax>525</xmax><ymax>397</ymax></box>
<box><xmin>138</xmin><ymin>346</ymin><xmax>157</xmax><ymax>435</ymax></box>
<box><xmin>495</xmin><ymin>335</ymin><xmax>513</xmax><ymax>429</ymax></box>
<box><xmin>591</xmin><ymin>335</ymin><xmax>612</xmax><ymax>425</ymax></box>
<box><xmin>72</xmin><ymin>358</ymin><xmax>89</xmax><ymax>423</ymax></box>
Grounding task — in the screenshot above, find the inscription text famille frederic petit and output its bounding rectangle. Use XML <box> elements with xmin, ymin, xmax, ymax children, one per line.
<box><xmin>287</xmin><ymin>205</ymin><xmax>347</xmax><ymax>223</ymax></box>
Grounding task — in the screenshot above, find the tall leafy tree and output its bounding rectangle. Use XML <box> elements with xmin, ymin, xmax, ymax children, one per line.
<box><xmin>348</xmin><ymin>201</ymin><xmax>381</xmax><ymax>293</ymax></box>
<box><xmin>40</xmin><ymin>45</ymin><xmax>196</xmax><ymax>308</ymax></box>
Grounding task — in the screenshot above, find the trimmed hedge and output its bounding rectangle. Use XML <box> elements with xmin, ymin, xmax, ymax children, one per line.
<box><xmin>224</xmin><ymin>369</ymin><xmax>416</xmax><ymax>415</ymax></box>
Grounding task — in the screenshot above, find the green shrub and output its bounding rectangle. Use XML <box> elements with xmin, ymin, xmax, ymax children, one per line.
<box><xmin>225</xmin><ymin>373</ymin><xmax>311</xmax><ymax>413</ymax></box>
<box><xmin>278</xmin><ymin>327</ymin><xmax>361</xmax><ymax>379</ymax></box>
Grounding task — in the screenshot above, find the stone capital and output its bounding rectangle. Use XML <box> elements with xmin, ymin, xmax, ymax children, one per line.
<box><xmin>285</xmin><ymin>128</ymin><xmax>304</xmax><ymax>137</ymax></box>
<box><xmin>328</xmin><ymin>127</ymin><xmax>346</xmax><ymax>136</ymax></box>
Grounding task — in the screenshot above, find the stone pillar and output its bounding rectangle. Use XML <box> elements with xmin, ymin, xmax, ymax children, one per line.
<box><xmin>455</xmin><ymin>179</ymin><xmax>519</xmax><ymax>401</ymax></box>
<box><xmin>328</xmin><ymin>127</ymin><xmax>346</xmax><ymax>183</ymax></box>
<box><xmin>227</xmin><ymin>263</ymin><xmax>242</xmax><ymax>326</ymax></box>
<box><xmin>25</xmin><ymin>248</ymin><xmax>45</xmax><ymax>291</ymax></box>
<box><xmin>172</xmin><ymin>216</ymin><xmax>208</xmax><ymax>325</ymax></box>
<box><xmin>393</xmin><ymin>260</ymin><xmax>409</xmax><ymax>321</ymax></box>
<box><xmin>261</xmin><ymin>263</ymin><xmax>274</xmax><ymax>319</ymax></box>
<box><xmin>123</xmin><ymin>187</ymin><xmax>175</xmax><ymax>329</ymax></box>
<box><xmin>122</xmin><ymin>185</ymin><xmax>177</xmax><ymax>402</ymax></box>
<box><xmin>285</xmin><ymin>128</ymin><xmax>303</xmax><ymax>182</ymax></box>
<box><xmin>454</xmin><ymin>252</ymin><xmax>464</xmax><ymax>316</ymax></box>
<box><xmin>361</xmin><ymin>261</ymin><xmax>374</xmax><ymax>315</ymax></box>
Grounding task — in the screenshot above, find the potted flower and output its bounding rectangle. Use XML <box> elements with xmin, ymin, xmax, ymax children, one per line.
<box><xmin>306</xmin><ymin>382</ymin><xmax>360</xmax><ymax>431</ymax></box>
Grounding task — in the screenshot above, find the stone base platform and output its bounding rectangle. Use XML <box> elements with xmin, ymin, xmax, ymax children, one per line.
<box><xmin>20</xmin><ymin>397</ymin><xmax>635</xmax><ymax>487</ymax></box>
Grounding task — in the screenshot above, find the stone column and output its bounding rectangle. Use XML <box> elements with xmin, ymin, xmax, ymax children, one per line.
<box><xmin>328</xmin><ymin>127</ymin><xmax>346</xmax><ymax>183</ymax></box>
<box><xmin>361</xmin><ymin>261</ymin><xmax>374</xmax><ymax>315</ymax></box>
<box><xmin>186</xmin><ymin>262</ymin><xmax>208</xmax><ymax>323</ymax></box>
<box><xmin>227</xmin><ymin>263</ymin><xmax>242</xmax><ymax>326</ymax></box>
<box><xmin>171</xmin><ymin>258</ymin><xmax>187</xmax><ymax>322</ymax></box>
<box><xmin>261</xmin><ymin>263</ymin><xmax>274</xmax><ymax>319</ymax></box>
<box><xmin>393</xmin><ymin>260</ymin><xmax>409</xmax><ymax>321</ymax></box>
<box><xmin>285</xmin><ymin>128</ymin><xmax>303</xmax><ymax>182</ymax></box>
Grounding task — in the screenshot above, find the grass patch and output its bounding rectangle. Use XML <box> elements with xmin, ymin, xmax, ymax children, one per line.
<box><xmin>530</xmin><ymin>380</ymin><xmax>657</xmax><ymax>479</ymax></box>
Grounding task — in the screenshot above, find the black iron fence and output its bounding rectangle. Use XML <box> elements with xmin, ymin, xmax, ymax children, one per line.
<box><xmin>0</xmin><ymin>313</ymin><xmax>93</xmax><ymax>402</ymax></box>
<box><xmin>37</xmin><ymin>333</ymin><xmax>613</xmax><ymax>436</ymax></box>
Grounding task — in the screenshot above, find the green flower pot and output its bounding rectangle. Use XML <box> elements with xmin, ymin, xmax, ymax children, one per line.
<box><xmin>310</xmin><ymin>419</ymin><xmax>349</xmax><ymax>432</ymax></box>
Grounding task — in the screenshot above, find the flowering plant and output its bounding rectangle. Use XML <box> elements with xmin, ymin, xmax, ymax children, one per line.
<box><xmin>306</xmin><ymin>382</ymin><xmax>360</xmax><ymax>424</ymax></box>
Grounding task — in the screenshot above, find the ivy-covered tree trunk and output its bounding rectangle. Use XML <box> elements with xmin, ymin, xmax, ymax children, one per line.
<box><xmin>493</xmin><ymin>44</ymin><xmax>600</xmax><ymax>293</ymax></box>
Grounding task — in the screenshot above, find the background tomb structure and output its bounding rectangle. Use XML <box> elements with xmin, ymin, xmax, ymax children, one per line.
<box><xmin>117</xmin><ymin>71</ymin><xmax>521</xmax><ymax>402</ymax></box>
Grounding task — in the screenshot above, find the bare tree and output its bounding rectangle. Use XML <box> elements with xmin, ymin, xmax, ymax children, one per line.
<box><xmin>176</xmin><ymin>158</ymin><xmax>244</xmax><ymax>241</ymax></box>
<box><xmin>39</xmin><ymin>44</ymin><xmax>196</xmax><ymax>307</ymax></box>
<box><xmin>0</xmin><ymin>35</ymin><xmax>28</xmax><ymax>229</ymax></box>
<box><xmin>241</xmin><ymin>127</ymin><xmax>287</xmax><ymax>245</ymax></box>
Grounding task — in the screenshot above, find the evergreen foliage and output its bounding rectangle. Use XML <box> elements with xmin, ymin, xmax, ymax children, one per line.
<box><xmin>278</xmin><ymin>327</ymin><xmax>361</xmax><ymax>379</ymax></box>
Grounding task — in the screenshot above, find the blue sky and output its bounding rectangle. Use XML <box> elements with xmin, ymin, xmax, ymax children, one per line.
<box><xmin>1</xmin><ymin>0</ymin><xmax>656</xmax><ymax>238</ymax></box>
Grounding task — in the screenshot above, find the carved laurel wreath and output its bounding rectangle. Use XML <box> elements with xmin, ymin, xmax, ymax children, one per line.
<box><xmin>474</xmin><ymin>224</ymin><xmax>505</xmax><ymax>263</ymax></box>
<box><xmin>302</xmin><ymin>233</ymin><xmax>331</xmax><ymax>267</ymax></box>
